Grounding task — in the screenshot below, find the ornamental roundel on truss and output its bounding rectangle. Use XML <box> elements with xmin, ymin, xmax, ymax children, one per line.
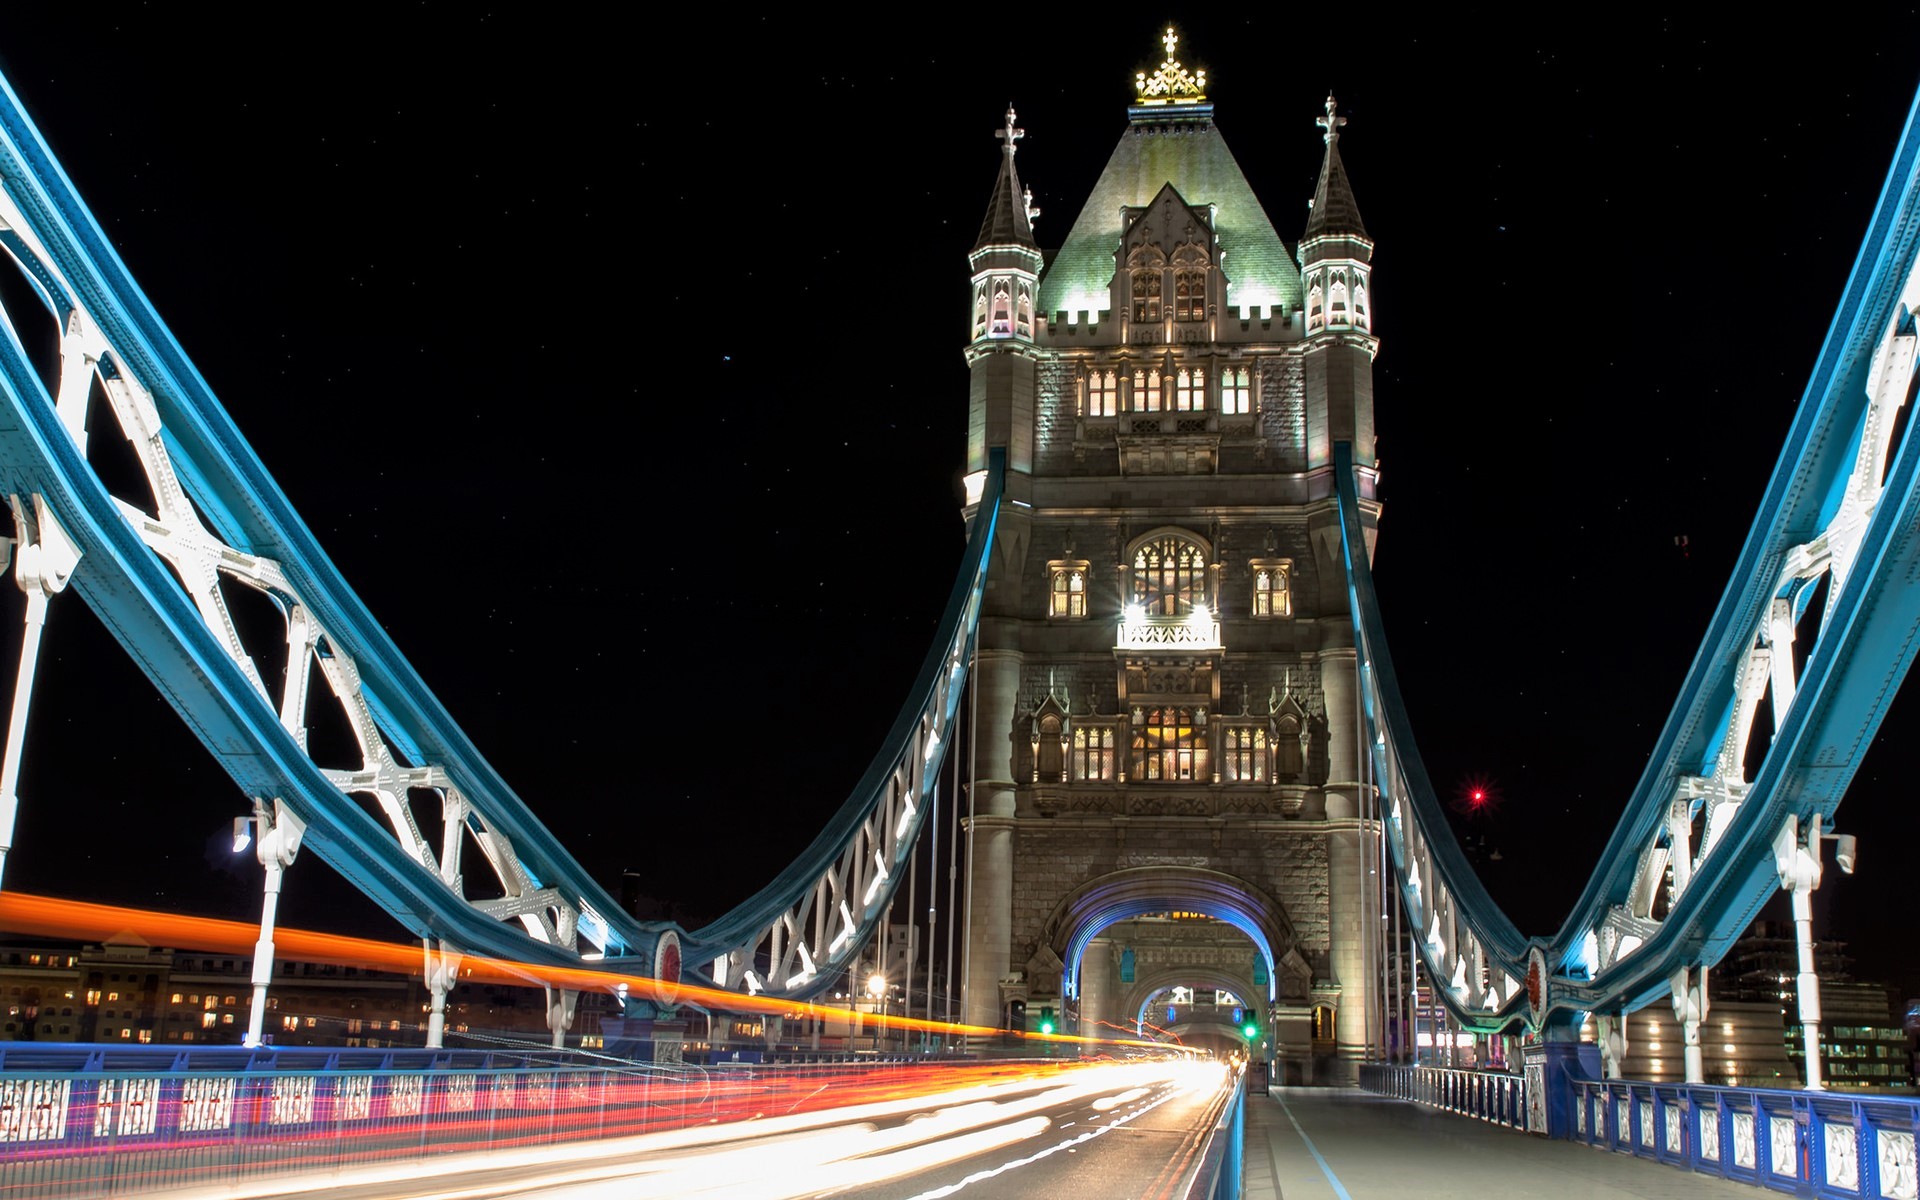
<box><xmin>1525</xmin><ymin>945</ymin><xmax>1548</xmax><ymax>1031</ymax></box>
<box><xmin>655</xmin><ymin>931</ymin><xmax>682</xmax><ymax>1008</ymax></box>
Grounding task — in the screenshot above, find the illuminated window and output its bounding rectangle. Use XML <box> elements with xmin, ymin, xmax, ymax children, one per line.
<box><xmin>1328</xmin><ymin>276</ymin><xmax>1349</xmax><ymax>324</ymax></box>
<box><xmin>1174</xmin><ymin>368</ymin><xmax>1201</xmax><ymax>411</ymax></box>
<box><xmin>201</xmin><ymin>1012</ymin><xmax>217</xmax><ymax>1030</ymax></box>
<box><xmin>1174</xmin><ymin>270</ymin><xmax>1205</xmax><ymax>321</ymax></box>
<box><xmin>1071</xmin><ymin>725</ymin><xmax>1117</xmax><ymax>781</ymax></box>
<box><xmin>1223</xmin><ymin>726</ymin><xmax>1269</xmax><ymax>782</ymax></box>
<box><xmin>1132</xmin><ymin>271</ymin><xmax>1162</xmax><ymax>322</ymax></box>
<box><xmin>1250</xmin><ymin>560</ymin><xmax>1292</xmax><ymax>618</ymax></box>
<box><xmin>990</xmin><ymin>282</ymin><xmax>1012</xmax><ymax>336</ymax></box>
<box><xmin>1221</xmin><ymin>367</ymin><xmax>1251</xmax><ymax>415</ymax></box>
<box><xmin>306</xmin><ymin>1018</ymin><xmax>317</xmax><ymax>1028</ymax></box>
<box><xmin>1085</xmin><ymin>369</ymin><xmax>1117</xmax><ymax>418</ymax></box>
<box><xmin>1048</xmin><ymin>561</ymin><xmax>1089</xmax><ymax>619</ymax></box>
<box><xmin>1132</xmin><ymin>706</ymin><xmax>1208</xmax><ymax>782</ymax></box>
<box><xmin>223</xmin><ymin>996</ymin><xmax>238</xmax><ymax>1007</ymax></box>
<box><xmin>1133</xmin><ymin>369</ymin><xmax>1162</xmax><ymax>412</ymax></box>
<box><xmin>221</xmin><ymin>1013</ymin><xmax>234</xmax><ymax>1025</ymax></box>
<box><xmin>170</xmin><ymin>993</ymin><xmax>183</xmax><ymax>1005</ymax></box>
<box><xmin>119</xmin><ymin>1028</ymin><xmax>131</xmax><ymax>1040</ymax></box>
<box><xmin>107</xmin><ymin>992</ymin><xmax>120</xmax><ymax>1003</ymax></box>
<box><xmin>137</xmin><ymin>1029</ymin><xmax>151</xmax><ymax>1044</ymax></box>
<box><xmin>85</xmin><ymin>990</ymin><xmax>101</xmax><ymax>1006</ymax></box>
<box><xmin>1131</xmin><ymin>534</ymin><xmax>1207</xmax><ymax>615</ymax></box>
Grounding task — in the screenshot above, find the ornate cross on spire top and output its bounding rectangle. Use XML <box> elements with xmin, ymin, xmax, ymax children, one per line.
<box><xmin>1134</xmin><ymin>24</ymin><xmax>1208</xmax><ymax>105</ymax></box>
<box><xmin>1318</xmin><ymin>93</ymin><xmax>1347</xmax><ymax>145</ymax></box>
<box><xmin>996</xmin><ymin>105</ymin><xmax>1024</xmax><ymax>155</ymax></box>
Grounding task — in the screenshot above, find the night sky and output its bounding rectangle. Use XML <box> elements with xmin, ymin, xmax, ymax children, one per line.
<box><xmin>0</xmin><ymin>13</ymin><xmax>1916</xmax><ymax>996</ymax></box>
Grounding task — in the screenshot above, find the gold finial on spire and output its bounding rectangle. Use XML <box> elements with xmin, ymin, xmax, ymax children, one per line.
<box><xmin>1134</xmin><ymin>24</ymin><xmax>1208</xmax><ymax>105</ymax></box>
<box><xmin>1317</xmin><ymin>92</ymin><xmax>1347</xmax><ymax>145</ymax></box>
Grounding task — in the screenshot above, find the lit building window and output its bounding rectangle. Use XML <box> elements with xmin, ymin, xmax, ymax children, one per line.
<box><xmin>1048</xmin><ymin>561</ymin><xmax>1089</xmax><ymax>619</ymax></box>
<box><xmin>1174</xmin><ymin>368</ymin><xmax>1201</xmax><ymax>411</ymax></box>
<box><xmin>1132</xmin><ymin>706</ymin><xmax>1208</xmax><ymax>781</ymax></box>
<box><xmin>1086</xmin><ymin>369</ymin><xmax>1117</xmax><ymax>417</ymax></box>
<box><xmin>1174</xmin><ymin>270</ymin><xmax>1205</xmax><ymax>321</ymax></box>
<box><xmin>1223</xmin><ymin>726</ymin><xmax>1269</xmax><ymax>782</ymax></box>
<box><xmin>1071</xmin><ymin>725</ymin><xmax>1117</xmax><ymax>781</ymax></box>
<box><xmin>1132</xmin><ymin>271</ymin><xmax>1162</xmax><ymax>322</ymax></box>
<box><xmin>85</xmin><ymin>990</ymin><xmax>101</xmax><ymax>1006</ymax></box>
<box><xmin>137</xmin><ymin>1029</ymin><xmax>151</xmax><ymax>1044</ymax></box>
<box><xmin>119</xmin><ymin>1028</ymin><xmax>130</xmax><ymax>1040</ymax></box>
<box><xmin>1133</xmin><ymin>369</ymin><xmax>1163</xmax><ymax>412</ymax></box>
<box><xmin>1016</xmin><ymin>285</ymin><xmax>1032</xmax><ymax>339</ymax></box>
<box><xmin>201</xmin><ymin>1012</ymin><xmax>217</xmax><ymax>1030</ymax></box>
<box><xmin>1221</xmin><ymin>367</ymin><xmax>1251</xmax><ymax>415</ymax></box>
<box><xmin>1132</xmin><ymin>534</ymin><xmax>1208</xmax><ymax>615</ymax></box>
<box><xmin>1250</xmin><ymin>560</ymin><xmax>1292</xmax><ymax>618</ymax></box>
<box><xmin>221</xmin><ymin>1014</ymin><xmax>234</xmax><ymax>1025</ymax></box>
<box><xmin>170</xmin><ymin>993</ymin><xmax>183</xmax><ymax>1005</ymax></box>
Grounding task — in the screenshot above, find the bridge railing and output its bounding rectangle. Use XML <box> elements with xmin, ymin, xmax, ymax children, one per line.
<box><xmin>1183</xmin><ymin>1065</ymin><xmax>1248</xmax><ymax>1200</ymax></box>
<box><xmin>1569</xmin><ymin>1078</ymin><xmax>1920</xmax><ymax>1198</ymax></box>
<box><xmin>1359</xmin><ymin>1063</ymin><xmax>1529</xmax><ymax>1132</ymax></box>
<box><xmin>0</xmin><ymin>1054</ymin><xmax>925</xmax><ymax>1198</ymax></box>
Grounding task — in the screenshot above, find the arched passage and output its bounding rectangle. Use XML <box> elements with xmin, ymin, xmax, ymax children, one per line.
<box><xmin>1039</xmin><ymin>866</ymin><xmax>1297</xmax><ymax>1004</ymax></box>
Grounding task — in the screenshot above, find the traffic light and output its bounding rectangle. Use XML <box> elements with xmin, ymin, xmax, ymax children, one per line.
<box><xmin>1242</xmin><ymin>1021</ymin><xmax>1260</xmax><ymax>1040</ymax></box>
<box><xmin>1039</xmin><ymin>1007</ymin><xmax>1056</xmax><ymax>1035</ymax></box>
<box><xmin>1009</xmin><ymin>999</ymin><xmax>1027</xmax><ymax>1031</ymax></box>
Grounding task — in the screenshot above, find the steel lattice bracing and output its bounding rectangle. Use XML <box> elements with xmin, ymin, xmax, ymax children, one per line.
<box><xmin>0</xmin><ymin>72</ymin><xmax>999</xmax><ymax>1005</ymax></box>
<box><xmin>1336</xmin><ymin>81</ymin><xmax>1920</xmax><ymax>1033</ymax></box>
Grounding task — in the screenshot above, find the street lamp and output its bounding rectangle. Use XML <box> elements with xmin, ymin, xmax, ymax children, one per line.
<box><xmin>868</xmin><ymin>971</ymin><xmax>888</xmax><ymax>1052</ymax></box>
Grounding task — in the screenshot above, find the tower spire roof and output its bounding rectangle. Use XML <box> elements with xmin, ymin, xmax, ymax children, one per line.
<box><xmin>1303</xmin><ymin>93</ymin><xmax>1368</xmax><ymax>241</ymax></box>
<box><xmin>973</xmin><ymin>105</ymin><xmax>1038</xmax><ymax>252</ymax></box>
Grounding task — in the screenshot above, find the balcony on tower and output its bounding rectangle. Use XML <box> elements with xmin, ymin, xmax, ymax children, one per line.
<box><xmin>1116</xmin><ymin>601</ymin><xmax>1222</xmax><ymax>651</ymax></box>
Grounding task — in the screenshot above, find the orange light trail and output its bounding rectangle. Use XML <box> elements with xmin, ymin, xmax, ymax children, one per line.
<box><xmin>0</xmin><ymin>893</ymin><xmax>1177</xmax><ymax>1052</ymax></box>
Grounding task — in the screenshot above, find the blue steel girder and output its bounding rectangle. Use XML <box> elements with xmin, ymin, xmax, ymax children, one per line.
<box><xmin>1336</xmin><ymin>78</ymin><xmax>1920</xmax><ymax>1033</ymax></box>
<box><xmin>0</xmin><ymin>70</ymin><xmax>995</xmax><ymax>1007</ymax></box>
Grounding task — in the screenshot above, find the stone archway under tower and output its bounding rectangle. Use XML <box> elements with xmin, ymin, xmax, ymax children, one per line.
<box><xmin>1031</xmin><ymin>866</ymin><xmax>1329</xmax><ymax>1077</ymax></box>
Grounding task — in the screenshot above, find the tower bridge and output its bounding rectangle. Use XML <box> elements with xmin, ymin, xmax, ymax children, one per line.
<box><xmin>0</xmin><ymin>17</ymin><xmax>1917</xmax><ymax>1199</ymax></box>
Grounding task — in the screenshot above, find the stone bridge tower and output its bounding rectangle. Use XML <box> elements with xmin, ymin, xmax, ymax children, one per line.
<box><xmin>960</xmin><ymin>27</ymin><xmax>1384</xmax><ymax>1081</ymax></box>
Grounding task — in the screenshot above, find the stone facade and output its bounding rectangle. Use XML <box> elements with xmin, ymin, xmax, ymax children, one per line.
<box><xmin>959</xmin><ymin>38</ymin><xmax>1383</xmax><ymax>1082</ymax></box>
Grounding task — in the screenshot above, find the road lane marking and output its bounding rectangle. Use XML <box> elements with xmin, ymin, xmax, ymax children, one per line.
<box><xmin>1275</xmin><ymin>1093</ymin><xmax>1354</xmax><ymax>1200</ymax></box>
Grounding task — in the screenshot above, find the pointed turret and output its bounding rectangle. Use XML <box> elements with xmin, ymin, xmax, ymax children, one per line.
<box><xmin>1299</xmin><ymin>93</ymin><xmax>1378</xmax><ymax>470</ymax></box>
<box><xmin>966</xmin><ymin>106</ymin><xmax>1045</xmax><ymax>480</ymax></box>
<box><xmin>1303</xmin><ymin>95</ymin><xmax>1368</xmax><ymax>240</ymax></box>
<box><xmin>974</xmin><ymin>105</ymin><xmax>1039</xmax><ymax>252</ymax></box>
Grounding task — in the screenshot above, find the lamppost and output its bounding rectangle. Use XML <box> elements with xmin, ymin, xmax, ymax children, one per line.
<box><xmin>868</xmin><ymin>971</ymin><xmax>888</xmax><ymax>1053</ymax></box>
<box><xmin>231</xmin><ymin>798</ymin><xmax>305</xmax><ymax>1049</ymax></box>
<box><xmin>1772</xmin><ymin>811</ymin><xmax>1857</xmax><ymax>1091</ymax></box>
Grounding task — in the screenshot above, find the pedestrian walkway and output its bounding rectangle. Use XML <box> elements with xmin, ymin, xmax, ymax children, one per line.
<box><xmin>1243</xmin><ymin>1088</ymin><xmax>1773</xmax><ymax>1199</ymax></box>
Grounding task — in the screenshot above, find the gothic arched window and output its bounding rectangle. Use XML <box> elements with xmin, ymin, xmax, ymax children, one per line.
<box><xmin>990</xmin><ymin>281</ymin><xmax>1012</xmax><ymax>336</ymax></box>
<box><xmin>1174</xmin><ymin>270</ymin><xmax>1206</xmax><ymax>321</ymax></box>
<box><xmin>1132</xmin><ymin>271</ymin><xmax>1162</xmax><ymax>322</ymax></box>
<box><xmin>1016</xmin><ymin>285</ymin><xmax>1033</xmax><ymax>338</ymax></box>
<box><xmin>1131</xmin><ymin>533</ymin><xmax>1207</xmax><ymax>615</ymax></box>
<box><xmin>1133</xmin><ymin>368</ymin><xmax>1163</xmax><ymax>412</ymax></box>
<box><xmin>1132</xmin><ymin>706</ymin><xmax>1208</xmax><ymax>782</ymax></box>
<box><xmin>1221</xmin><ymin>367</ymin><xmax>1251</xmax><ymax>415</ymax></box>
<box><xmin>1049</xmin><ymin>562</ymin><xmax>1088</xmax><ymax>618</ymax></box>
<box><xmin>1086</xmin><ymin>369</ymin><xmax>1117</xmax><ymax>417</ymax></box>
<box><xmin>1174</xmin><ymin>368</ymin><xmax>1200</xmax><ymax>411</ymax></box>
<box><xmin>973</xmin><ymin>285</ymin><xmax>988</xmax><ymax>340</ymax></box>
<box><xmin>1072</xmin><ymin>725</ymin><xmax>1116</xmax><ymax>781</ymax></box>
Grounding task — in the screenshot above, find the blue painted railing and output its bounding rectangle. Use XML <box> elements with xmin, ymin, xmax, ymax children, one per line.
<box><xmin>1186</xmin><ymin>1066</ymin><xmax>1248</xmax><ymax>1200</ymax></box>
<box><xmin>0</xmin><ymin>1050</ymin><xmax>923</xmax><ymax>1198</ymax></box>
<box><xmin>1360</xmin><ymin>1063</ymin><xmax>1531</xmax><ymax>1132</ymax></box>
<box><xmin>1571</xmin><ymin>1078</ymin><xmax>1920</xmax><ymax>1199</ymax></box>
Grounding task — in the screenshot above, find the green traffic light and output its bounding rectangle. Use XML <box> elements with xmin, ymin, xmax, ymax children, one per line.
<box><xmin>1242</xmin><ymin>1023</ymin><xmax>1259</xmax><ymax>1039</ymax></box>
